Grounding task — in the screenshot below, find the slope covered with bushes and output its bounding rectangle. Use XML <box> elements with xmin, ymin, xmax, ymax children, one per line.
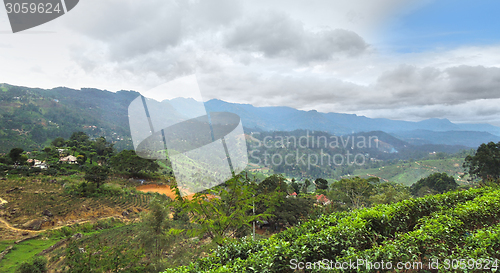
<box><xmin>165</xmin><ymin>186</ymin><xmax>500</xmax><ymax>272</ymax></box>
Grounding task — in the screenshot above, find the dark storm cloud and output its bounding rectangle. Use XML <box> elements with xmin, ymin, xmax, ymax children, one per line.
<box><xmin>225</xmin><ymin>11</ymin><xmax>368</xmax><ymax>62</ymax></box>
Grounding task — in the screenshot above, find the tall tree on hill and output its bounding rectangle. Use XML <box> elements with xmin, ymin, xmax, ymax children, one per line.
<box><xmin>463</xmin><ymin>141</ymin><xmax>500</xmax><ymax>183</ymax></box>
<box><xmin>328</xmin><ymin>177</ymin><xmax>375</xmax><ymax>209</ymax></box>
<box><xmin>178</xmin><ymin>173</ymin><xmax>268</xmax><ymax>245</ymax></box>
<box><xmin>410</xmin><ymin>172</ymin><xmax>458</xmax><ymax>197</ymax></box>
<box><xmin>109</xmin><ymin>150</ymin><xmax>159</xmax><ymax>176</ymax></box>
<box><xmin>139</xmin><ymin>197</ymin><xmax>177</xmax><ymax>264</ymax></box>
<box><xmin>93</xmin><ymin>137</ymin><xmax>114</xmax><ymax>157</ymax></box>
<box><xmin>8</xmin><ymin>147</ymin><xmax>25</xmax><ymax>165</ymax></box>
<box><xmin>303</xmin><ymin>179</ymin><xmax>311</xmax><ymax>193</ymax></box>
<box><xmin>84</xmin><ymin>165</ymin><xmax>109</xmax><ymax>189</ymax></box>
<box><xmin>314</xmin><ymin>178</ymin><xmax>329</xmax><ymax>191</ymax></box>
<box><xmin>51</xmin><ymin>137</ymin><xmax>66</xmax><ymax>147</ymax></box>
<box><xmin>69</xmin><ymin>131</ymin><xmax>90</xmax><ymax>148</ymax></box>
<box><xmin>290</xmin><ymin>178</ymin><xmax>301</xmax><ymax>194</ymax></box>
<box><xmin>258</xmin><ymin>174</ymin><xmax>287</xmax><ymax>194</ymax></box>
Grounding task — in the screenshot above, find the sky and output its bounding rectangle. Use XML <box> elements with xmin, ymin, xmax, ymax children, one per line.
<box><xmin>1</xmin><ymin>0</ymin><xmax>500</xmax><ymax>126</ymax></box>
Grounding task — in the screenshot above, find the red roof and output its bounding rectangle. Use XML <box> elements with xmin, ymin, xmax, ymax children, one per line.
<box><xmin>316</xmin><ymin>194</ymin><xmax>329</xmax><ymax>203</ymax></box>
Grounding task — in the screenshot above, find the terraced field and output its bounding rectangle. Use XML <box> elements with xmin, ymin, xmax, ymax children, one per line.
<box><xmin>0</xmin><ymin>176</ymin><xmax>154</xmax><ymax>235</ymax></box>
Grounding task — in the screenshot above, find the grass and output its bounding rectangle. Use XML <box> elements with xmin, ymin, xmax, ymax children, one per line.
<box><xmin>0</xmin><ymin>240</ymin><xmax>14</xmax><ymax>253</ymax></box>
<box><xmin>0</xmin><ymin>217</ymin><xmax>126</xmax><ymax>272</ymax></box>
<box><xmin>0</xmin><ymin>237</ymin><xmax>59</xmax><ymax>273</ymax></box>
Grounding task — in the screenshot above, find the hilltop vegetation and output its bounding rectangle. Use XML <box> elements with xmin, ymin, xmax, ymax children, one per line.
<box><xmin>0</xmin><ymin>84</ymin><xmax>138</xmax><ymax>153</ymax></box>
<box><xmin>164</xmin><ymin>185</ymin><xmax>500</xmax><ymax>272</ymax></box>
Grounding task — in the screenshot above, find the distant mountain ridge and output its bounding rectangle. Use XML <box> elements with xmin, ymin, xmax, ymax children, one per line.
<box><xmin>163</xmin><ymin>97</ymin><xmax>500</xmax><ymax>147</ymax></box>
<box><xmin>1</xmin><ymin>84</ymin><xmax>499</xmax><ymax>153</ymax></box>
<box><xmin>205</xmin><ymin>99</ymin><xmax>500</xmax><ymax>135</ymax></box>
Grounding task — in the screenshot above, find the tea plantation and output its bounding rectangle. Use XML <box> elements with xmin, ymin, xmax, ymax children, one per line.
<box><xmin>165</xmin><ymin>186</ymin><xmax>500</xmax><ymax>272</ymax></box>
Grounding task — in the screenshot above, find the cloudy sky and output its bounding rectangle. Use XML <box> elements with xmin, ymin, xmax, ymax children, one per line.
<box><xmin>1</xmin><ymin>0</ymin><xmax>500</xmax><ymax>126</ymax></box>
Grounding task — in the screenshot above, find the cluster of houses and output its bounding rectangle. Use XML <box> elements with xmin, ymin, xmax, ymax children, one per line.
<box><xmin>26</xmin><ymin>149</ymin><xmax>78</xmax><ymax>169</ymax></box>
<box><xmin>287</xmin><ymin>192</ymin><xmax>331</xmax><ymax>206</ymax></box>
<box><xmin>26</xmin><ymin>159</ymin><xmax>48</xmax><ymax>169</ymax></box>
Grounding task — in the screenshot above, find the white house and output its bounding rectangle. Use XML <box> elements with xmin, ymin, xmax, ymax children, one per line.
<box><xmin>59</xmin><ymin>155</ymin><xmax>77</xmax><ymax>164</ymax></box>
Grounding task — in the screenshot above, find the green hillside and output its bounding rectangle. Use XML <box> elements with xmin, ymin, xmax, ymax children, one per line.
<box><xmin>0</xmin><ymin>84</ymin><xmax>137</xmax><ymax>153</ymax></box>
<box><xmin>247</xmin><ymin>130</ymin><xmax>471</xmax><ymax>182</ymax></box>
<box><xmin>164</xmin><ymin>186</ymin><xmax>500</xmax><ymax>272</ymax></box>
<box><xmin>352</xmin><ymin>157</ymin><xmax>468</xmax><ymax>186</ymax></box>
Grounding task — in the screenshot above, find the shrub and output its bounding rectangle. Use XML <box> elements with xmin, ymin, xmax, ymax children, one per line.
<box><xmin>17</xmin><ymin>256</ymin><xmax>47</xmax><ymax>273</ymax></box>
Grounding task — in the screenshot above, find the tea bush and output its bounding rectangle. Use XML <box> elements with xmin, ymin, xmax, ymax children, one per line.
<box><xmin>164</xmin><ymin>186</ymin><xmax>500</xmax><ymax>272</ymax></box>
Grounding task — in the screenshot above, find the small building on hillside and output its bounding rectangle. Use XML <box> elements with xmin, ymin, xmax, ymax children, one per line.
<box><xmin>315</xmin><ymin>194</ymin><xmax>331</xmax><ymax>206</ymax></box>
<box><xmin>59</xmin><ymin>155</ymin><xmax>77</xmax><ymax>164</ymax></box>
<box><xmin>287</xmin><ymin>192</ymin><xmax>297</xmax><ymax>198</ymax></box>
<box><xmin>33</xmin><ymin>160</ymin><xmax>48</xmax><ymax>169</ymax></box>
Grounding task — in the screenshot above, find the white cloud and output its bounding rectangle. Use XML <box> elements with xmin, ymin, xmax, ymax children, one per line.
<box><xmin>0</xmin><ymin>0</ymin><xmax>499</xmax><ymax>127</ymax></box>
<box><xmin>225</xmin><ymin>11</ymin><xmax>368</xmax><ymax>62</ymax></box>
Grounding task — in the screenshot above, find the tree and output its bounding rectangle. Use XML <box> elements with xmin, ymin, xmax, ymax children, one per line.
<box><xmin>84</xmin><ymin>165</ymin><xmax>109</xmax><ymax>189</ymax></box>
<box><xmin>303</xmin><ymin>179</ymin><xmax>311</xmax><ymax>193</ymax></box>
<box><xmin>76</xmin><ymin>154</ymin><xmax>86</xmax><ymax>165</ymax></box>
<box><xmin>290</xmin><ymin>179</ymin><xmax>301</xmax><ymax>194</ymax></box>
<box><xmin>179</xmin><ymin>173</ymin><xmax>268</xmax><ymax>245</ymax></box>
<box><xmin>51</xmin><ymin>137</ymin><xmax>66</xmax><ymax>147</ymax></box>
<box><xmin>463</xmin><ymin>142</ymin><xmax>500</xmax><ymax>182</ymax></box>
<box><xmin>369</xmin><ymin>182</ymin><xmax>411</xmax><ymax>205</ymax></box>
<box><xmin>92</xmin><ymin>136</ymin><xmax>115</xmax><ymax>164</ymax></box>
<box><xmin>262</xmin><ymin>194</ymin><xmax>314</xmax><ymax>230</ymax></box>
<box><xmin>314</xmin><ymin>178</ymin><xmax>329</xmax><ymax>191</ymax></box>
<box><xmin>8</xmin><ymin>147</ymin><xmax>24</xmax><ymax>165</ymax></box>
<box><xmin>69</xmin><ymin>131</ymin><xmax>90</xmax><ymax>147</ymax></box>
<box><xmin>410</xmin><ymin>172</ymin><xmax>458</xmax><ymax>197</ymax></box>
<box><xmin>328</xmin><ymin>177</ymin><xmax>375</xmax><ymax>209</ymax></box>
<box><xmin>17</xmin><ymin>256</ymin><xmax>47</xmax><ymax>273</ymax></box>
<box><xmin>109</xmin><ymin>150</ymin><xmax>159</xmax><ymax>176</ymax></box>
<box><xmin>139</xmin><ymin>197</ymin><xmax>176</xmax><ymax>262</ymax></box>
<box><xmin>258</xmin><ymin>174</ymin><xmax>287</xmax><ymax>194</ymax></box>
<box><xmin>42</xmin><ymin>146</ymin><xmax>59</xmax><ymax>166</ymax></box>
<box><xmin>89</xmin><ymin>152</ymin><xmax>97</xmax><ymax>164</ymax></box>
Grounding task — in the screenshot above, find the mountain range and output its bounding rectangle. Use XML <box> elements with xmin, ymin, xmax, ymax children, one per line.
<box><xmin>168</xmin><ymin>97</ymin><xmax>500</xmax><ymax>147</ymax></box>
<box><xmin>1</xmin><ymin>83</ymin><xmax>499</xmax><ymax>153</ymax></box>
